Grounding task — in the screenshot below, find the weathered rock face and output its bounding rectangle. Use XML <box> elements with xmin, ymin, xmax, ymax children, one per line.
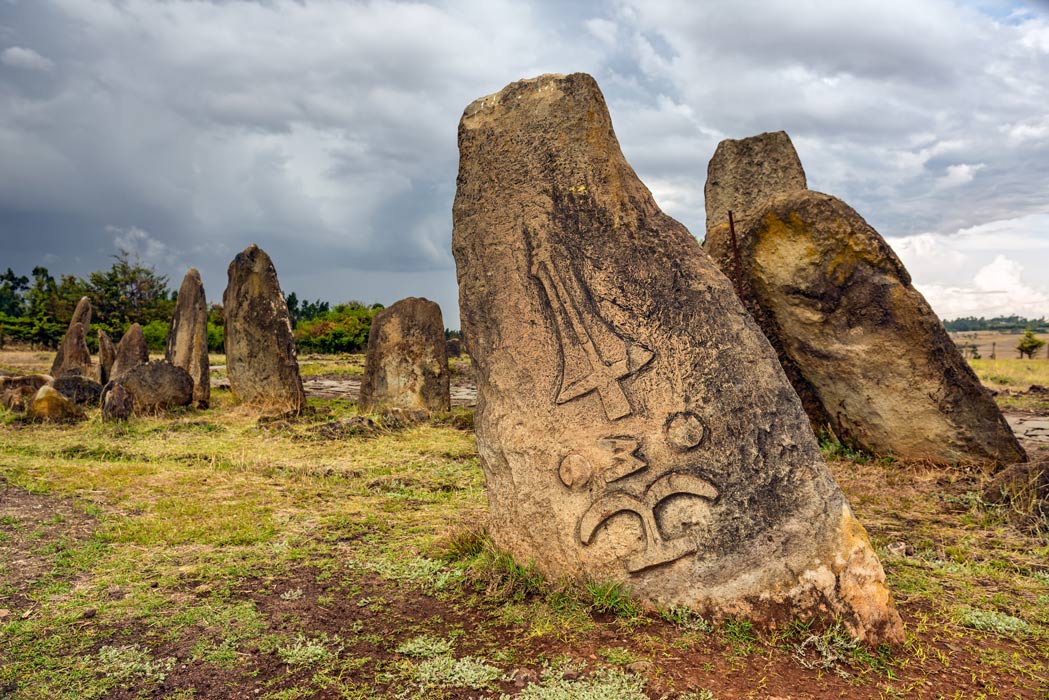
<box><xmin>359</xmin><ymin>297</ymin><xmax>450</xmax><ymax>413</ymax></box>
<box><xmin>106</xmin><ymin>361</ymin><xmax>194</xmax><ymax>414</ymax></box>
<box><xmin>28</xmin><ymin>385</ymin><xmax>85</xmax><ymax>423</ymax></box>
<box><xmin>50</xmin><ymin>297</ymin><xmax>93</xmax><ymax>377</ymax></box>
<box><xmin>706</xmin><ymin>189</ymin><xmax>1025</xmax><ymax>465</ymax></box>
<box><xmin>0</xmin><ymin>374</ymin><xmax>52</xmax><ymax>394</ymax></box>
<box><xmin>98</xmin><ymin>330</ymin><xmax>116</xmax><ymax>384</ymax></box>
<box><xmin>50</xmin><ymin>322</ymin><xmax>93</xmax><ymax>378</ymax></box>
<box><xmin>101</xmin><ymin>383</ymin><xmax>134</xmax><ymax>422</ymax></box>
<box><xmin>166</xmin><ymin>268</ymin><xmax>211</xmax><ymax>408</ymax></box>
<box><xmin>53</xmin><ymin>375</ymin><xmax>103</xmax><ymax>406</ymax></box>
<box><xmin>110</xmin><ymin>323</ymin><xmax>149</xmax><ymax>381</ymax></box>
<box><xmin>223</xmin><ymin>245</ymin><xmax>306</xmax><ymax>413</ymax></box>
<box><xmin>704</xmin><ymin>131</ymin><xmax>807</xmax><ymax>235</ymax></box>
<box><xmin>452</xmin><ymin>73</ymin><xmax>902</xmax><ymax>643</ymax></box>
<box><xmin>3</xmin><ymin>385</ymin><xmax>36</xmax><ymax>412</ymax></box>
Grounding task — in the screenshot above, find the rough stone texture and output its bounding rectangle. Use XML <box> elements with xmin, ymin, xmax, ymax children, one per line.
<box><xmin>452</xmin><ymin>73</ymin><xmax>902</xmax><ymax>644</ymax></box>
<box><xmin>446</xmin><ymin>338</ymin><xmax>462</xmax><ymax>358</ymax></box>
<box><xmin>28</xmin><ymin>385</ymin><xmax>85</xmax><ymax>423</ymax></box>
<box><xmin>3</xmin><ymin>385</ymin><xmax>36</xmax><ymax>412</ymax></box>
<box><xmin>105</xmin><ymin>361</ymin><xmax>193</xmax><ymax>414</ymax></box>
<box><xmin>53</xmin><ymin>375</ymin><xmax>103</xmax><ymax>406</ymax></box>
<box><xmin>704</xmin><ymin>131</ymin><xmax>807</xmax><ymax>234</ymax></box>
<box><xmin>0</xmin><ymin>374</ymin><xmax>52</xmax><ymax>394</ymax></box>
<box><xmin>101</xmin><ymin>383</ymin><xmax>134</xmax><ymax>422</ymax></box>
<box><xmin>110</xmin><ymin>323</ymin><xmax>149</xmax><ymax>381</ymax></box>
<box><xmin>359</xmin><ymin>297</ymin><xmax>451</xmax><ymax>413</ymax></box>
<box><xmin>50</xmin><ymin>322</ymin><xmax>93</xmax><ymax>378</ymax></box>
<box><xmin>706</xmin><ymin>189</ymin><xmax>1025</xmax><ymax>465</ymax></box>
<box><xmin>98</xmin><ymin>330</ymin><xmax>116</xmax><ymax>384</ymax></box>
<box><xmin>222</xmin><ymin>245</ymin><xmax>306</xmax><ymax>413</ymax></box>
<box><xmin>166</xmin><ymin>268</ymin><xmax>211</xmax><ymax>408</ymax></box>
<box><xmin>50</xmin><ymin>297</ymin><xmax>93</xmax><ymax>377</ymax></box>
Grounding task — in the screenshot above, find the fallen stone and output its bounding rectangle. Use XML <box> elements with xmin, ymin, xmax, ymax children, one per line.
<box><xmin>446</xmin><ymin>338</ymin><xmax>462</xmax><ymax>357</ymax></box>
<box><xmin>2</xmin><ymin>385</ymin><xmax>36</xmax><ymax>412</ymax></box>
<box><xmin>110</xmin><ymin>323</ymin><xmax>149</xmax><ymax>380</ymax></box>
<box><xmin>222</xmin><ymin>244</ymin><xmax>306</xmax><ymax>414</ymax></box>
<box><xmin>52</xmin><ymin>375</ymin><xmax>103</xmax><ymax>406</ymax></box>
<box><xmin>166</xmin><ymin>268</ymin><xmax>211</xmax><ymax>408</ymax></box>
<box><xmin>0</xmin><ymin>374</ymin><xmax>52</xmax><ymax>394</ymax></box>
<box><xmin>104</xmin><ymin>360</ymin><xmax>193</xmax><ymax>415</ymax></box>
<box><xmin>50</xmin><ymin>297</ymin><xmax>93</xmax><ymax>377</ymax></box>
<box><xmin>28</xmin><ymin>385</ymin><xmax>85</xmax><ymax>423</ymax></box>
<box><xmin>452</xmin><ymin>73</ymin><xmax>902</xmax><ymax>644</ymax></box>
<box><xmin>704</xmin><ymin>130</ymin><xmax>807</xmax><ymax>235</ymax></box>
<box><xmin>101</xmin><ymin>383</ymin><xmax>134</xmax><ymax>422</ymax></box>
<box><xmin>705</xmin><ymin>185</ymin><xmax>1026</xmax><ymax>465</ymax></box>
<box><xmin>359</xmin><ymin>297</ymin><xmax>451</xmax><ymax>413</ymax></box>
<box><xmin>982</xmin><ymin>460</ymin><xmax>1048</xmax><ymax>506</ymax></box>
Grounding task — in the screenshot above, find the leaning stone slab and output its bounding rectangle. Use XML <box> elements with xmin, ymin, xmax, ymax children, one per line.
<box><xmin>110</xmin><ymin>323</ymin><xmax>149</xmax><ymax>381</ymax></box>
<box><xmin>705</xmin><ymin>187</ymin><xmax>1025</xmax><ymax>465</ymax></box>
<box><xmin>222</xmin><ymin>244</ymin><xmax>306</xmax><ymax>413</ymax></box>
<box><xmin>50</xmin><ymin>297</ymin><xmax>93</xmax><ymax>377</ymax></box>
<box><xmin>166</xmin><ymin>268</ymin><xmax>211</xmax><ymax>408</ymax></box>
<box><xmin>704</xmin><ymin>130</ymin><xmax>807</xmax><ymax>235</ymax></box>
<box><xmin>452</xmin><ymin>73</ymin><xmax>903</xmax><ymax>643</ymax></box>
<box><xmin>359</xmin><ymin>297</ymin><xmax>450</xmax><ymax>413</ymax></box>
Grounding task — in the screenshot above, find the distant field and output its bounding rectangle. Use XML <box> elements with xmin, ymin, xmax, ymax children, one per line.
<box><xmin>950</xmin><ymin>329</ymin><xmax>1049</xmax><ymax>361</ymax></box>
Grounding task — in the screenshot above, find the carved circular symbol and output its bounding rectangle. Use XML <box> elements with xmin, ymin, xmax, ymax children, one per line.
<box><xmin>558</xmin><ymin>453</ymin><xmax>594</xmax><ymax>490</ymax></box>
<box><xmin>665</xmin><ymin>412</ymin><xmax>707</xmax><ymax>451</ymax></box>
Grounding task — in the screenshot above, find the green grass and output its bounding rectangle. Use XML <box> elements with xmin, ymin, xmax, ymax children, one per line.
<box><xmin>1</xmin><ymin>350</ymin><xmax>1048</xmax><ymax>698</ymax></box>
<box><xmin>969</xmin><ymin>357</ymin><xmax>1049</xmax><ymax>390</ymax></box>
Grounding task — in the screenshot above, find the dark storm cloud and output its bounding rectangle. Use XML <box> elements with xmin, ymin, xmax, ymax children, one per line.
<box><xmin>1</xmin><ymin>0</ymin><xmax>1047</xmax><ymax>325</ymax></box>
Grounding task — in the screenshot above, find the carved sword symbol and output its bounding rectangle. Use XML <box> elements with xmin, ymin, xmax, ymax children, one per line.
<box><xmin>578</xmin><ymin>472</ymin><xmax>718</xmax><ymax>573</ymax></box>
<box><xmin>529</xmin><ymin>235</ymin><xmax>653</xmax><ymax>420</ymax></box>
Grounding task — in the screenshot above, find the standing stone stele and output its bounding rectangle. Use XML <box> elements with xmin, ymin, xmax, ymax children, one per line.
<box><xmin>704</xmin><ymin>133</ymin><xmax>1025</xmax><ymax>465</ymax></box>
<box><xmin>452</xmin><ymin>73</ymin><xmax>902</xmax><ymax>644</ymax></box>
<box><xmin>166</xmin><ymin>268</ymin><xmax>211</xmax><ymax>408</ymax></box>
<box><xmin>110</xmin><ymin>323</ymin><xmax>149</xmax><ymax>381</ymax></box>
<box><xmin>50</xmin><ymin>297</ymin><xmax>93</xmax><ymax>377</ymax></box>
<box><xmin>222</xmin><ymin>244</ymin><xmax>306</xmax><ymax>413</ymax></box>
<box><xmin>359</xmin><ymin>297</ymin><xmax>450</xmax><ymax>414</ymax></box>
<box><xmin>98</xmin><ymin>330</ymin><xmax>116</xmax><ymax>385</ymax></box>
<box><xmin>703</xmin><ymin>130</ymin><xmax>807</xmax><ymax>236</ymax></box>
<box><xmin>50</xmin><ymin>322</ymin><xmax>93</xmax><ymax>378</ymax></box>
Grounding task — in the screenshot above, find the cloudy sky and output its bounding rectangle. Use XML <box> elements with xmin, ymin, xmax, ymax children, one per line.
<box><xmin>2</xmin><ymin>0</ymin><xmax>1048</xmax><ymax>327</ymax></box>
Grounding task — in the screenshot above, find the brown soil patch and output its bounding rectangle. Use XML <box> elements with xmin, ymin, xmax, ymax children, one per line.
<box><xmin>0</xmin><ymin>477</ymin><xmax>98</xmax><ymax>616</ymax></box>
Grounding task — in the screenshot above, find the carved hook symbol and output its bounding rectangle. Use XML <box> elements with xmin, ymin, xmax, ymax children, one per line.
<box><xmin>577</xmin><ymin>473</ymin><xmax>718</xmax><ymax>573</ymax></box>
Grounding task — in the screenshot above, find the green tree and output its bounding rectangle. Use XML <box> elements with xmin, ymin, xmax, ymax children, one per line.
<box><xmin>1016</xmin><ymin>329</ymin><xmax>1046</xmax><ymax>359</ymax></box>
<box><xmin>0</xmin><ymin>268</ymin><xmax>28</xmax><ymax>316</ymax></box>
<box><xmin>87</xmin><ymin>250</ymin><xmax>173</xmax><ymax>331</ymax></box>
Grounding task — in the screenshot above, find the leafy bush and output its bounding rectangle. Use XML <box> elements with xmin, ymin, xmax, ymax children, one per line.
<box><xmin>141</xmin><ymin>320</ymin><xmax>169</xmax><ymax>352</ymax></box>
<box><xmin>293</xmin><ymin>302</ymin><xmax>382</xmax><ymax>353</ymax></box>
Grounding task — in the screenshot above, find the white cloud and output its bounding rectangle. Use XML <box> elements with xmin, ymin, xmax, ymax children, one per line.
<box><xmin>936</xmin><ymin>162</ymin><xmax>985</xmax><ymax>188</ymax></box>
<box><xmin>0</xmin><ymin>46</ymin><xmax>53</xmax><ymax>71</ymax></box>
<box><xmin>107</xmin><ymin>225</ymin><xmax>176</xmax><ymax>268</ymax></box>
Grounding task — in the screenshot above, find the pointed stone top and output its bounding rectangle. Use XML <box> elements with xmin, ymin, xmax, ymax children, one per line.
<box><xmin>705</xmin><ymin>130</ymin><xmax>807</xmax><ymax>233</ymax></box>
<box><xmin>70</xmin><ymin>296</ymin><xmax>92</xmax><ymax>329</ymax></box>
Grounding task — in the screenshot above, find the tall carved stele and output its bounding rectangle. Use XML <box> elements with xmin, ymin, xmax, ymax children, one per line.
<box><xmin>452</xmin><ymin>73</ymin><xmax>904</xmax><ymax>644</ymax></box>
